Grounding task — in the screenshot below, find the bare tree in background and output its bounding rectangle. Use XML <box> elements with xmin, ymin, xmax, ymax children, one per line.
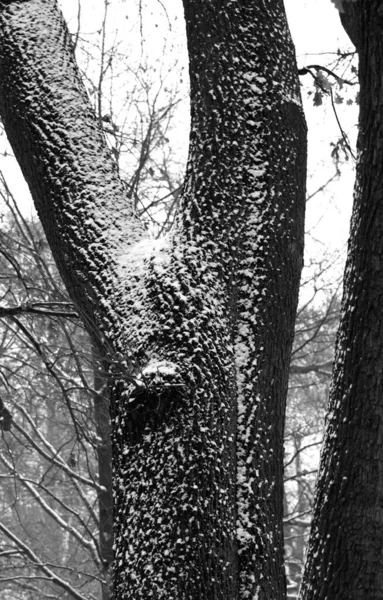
<box><xmin>285</xmin><ymin>290</ymin><xmax>340</xmax><ymax>597</ymax></box>
<box><xmin>0</xmin><ymin>182</ymin><xmax>113</xmax><ymax>599</ymax></box>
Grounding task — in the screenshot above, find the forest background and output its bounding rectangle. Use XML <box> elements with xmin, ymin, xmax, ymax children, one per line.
<box><xmin>0</xmin><ymin>1</ymin><xmax>358</xmax><ymax>599</ymax></box>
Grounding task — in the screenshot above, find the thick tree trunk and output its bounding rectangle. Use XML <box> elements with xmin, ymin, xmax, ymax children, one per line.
<box><xmin>181</xmin><ymin>3</ymin><xmax>306</xmax><ymax>596</ymax></box>
<box><xmin>300</xmin><ymin>2</ymin><xmax>383</xmax><ymax>598</ymax></box>
<box><xmin>0</xmin><ymin>1</ymin><xmax>306</xmax><ymax>598</ymax></box>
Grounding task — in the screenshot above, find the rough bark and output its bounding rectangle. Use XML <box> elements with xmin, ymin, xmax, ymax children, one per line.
<box><xmin>181</xmin><ymin>3</ymin><xmax>306</xmax><ymax>597</ymax></box>
<box><xmin>0</xmin><ymin>1</ymin><xmax>306</xmax><ymax>598</ymax></box>
<box><xmin>300</xmin><ymin>2</ymin><xmax>383</xmax><ymax>598</ymax></box>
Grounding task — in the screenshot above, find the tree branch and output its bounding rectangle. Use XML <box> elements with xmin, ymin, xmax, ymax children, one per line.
<box><xmin>0</xmin><ymin>521</ymin><xmax>98</xmax><ymax>600</ymax></box>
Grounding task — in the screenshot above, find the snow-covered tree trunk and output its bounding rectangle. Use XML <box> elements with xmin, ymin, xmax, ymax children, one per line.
<box><xmin>300</xmin><ymin>2</ymin><xmax>383</xmax><ymax>598</ymax></box>
<box><xmin>0</xmin><ymin>1</ymin><xmax>306</xmax><ymax>598</ymax></box>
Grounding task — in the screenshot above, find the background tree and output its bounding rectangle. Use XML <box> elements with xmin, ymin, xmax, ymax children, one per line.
<box><xmin>0</xmin><ymin>1</ymin><xmax>306</xmax><ymax>598</ymax></box>
<box><xmin>0</xmin><ymin>183</ymin><xmax>111</xmax><ymax>599</ymax></box>
<box><xmin>284</xmin><ymin>288</ymin><xmax>340</xmax><ymax>597</ymax></box>
<box><xmin>75</xmin><ymin>0</ymin><xmax>187</xmax><ymax>235</ymax></box>
<box><xmin>283</xmin><ymin>27</ymin><xmax>358</xmax><ymax>596</ymax></box>
<box><xmin>299</xmin><ymin>1</ymin><xmax>383</xmax><ymax>598</ymax></box>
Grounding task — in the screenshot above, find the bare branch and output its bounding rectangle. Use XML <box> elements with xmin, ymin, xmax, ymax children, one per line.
<box><xmin>0</xmin><ymin>521</ymin><xmax>98</xmax><ymax>600</ymax></box>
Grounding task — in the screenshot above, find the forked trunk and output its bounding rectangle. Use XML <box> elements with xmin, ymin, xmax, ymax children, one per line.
<box><xmin>0</xmin><ymin>1</ymin><xmax>306</xmax><ymax>598</ymax></box>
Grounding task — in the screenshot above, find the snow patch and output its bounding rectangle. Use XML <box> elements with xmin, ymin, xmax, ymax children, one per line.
<box><xmin>114</xmin><ymin>236</ymin><xmax>170</xmax><ymax>279</ymax></box>
<box><xmin>142</xmin><ymin>360</ymin><xmax>178</xmax><ymax>378</ymax></box>
<box><xmin>253</xmin><ymin>586</ymin><xmax>261</xmax><ymax>600</ymax></box>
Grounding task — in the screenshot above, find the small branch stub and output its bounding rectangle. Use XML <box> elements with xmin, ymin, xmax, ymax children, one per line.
<box><xmin>132</xmin><ymin>360</ymin><xmax>182</xmax><ymax>395</ymax></box>
<box><xmin>124</xmin><ymin>360</ymin><xmax>185</xmax><ymax>412</ymax></box>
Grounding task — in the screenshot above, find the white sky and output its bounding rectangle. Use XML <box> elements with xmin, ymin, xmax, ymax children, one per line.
<box><xmin>0</xmin><ymin>0</ymin><xmax>357</xmax><ymax>295</ymax></box>
<box><xmin>285</xmin><ymin>0</ymin><xmax>357</xmax><ymax>298</ymax></box>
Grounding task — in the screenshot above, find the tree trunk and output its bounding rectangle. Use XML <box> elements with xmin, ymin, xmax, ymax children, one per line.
<box><xmin>0</xmin><ymin>1</ymin><xmax>306</xmax><ymax>598</ymax></box>
<box><xmin>300</xmin><ymin>2</ymin><xmax>383</xmax><ymax>598</ymax></box>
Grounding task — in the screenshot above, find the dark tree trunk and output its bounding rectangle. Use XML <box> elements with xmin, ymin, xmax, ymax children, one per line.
<box><xmin>300</xmin><ymin>2</ymin><xmax>383</xmax><ymax>598</ymax></box>
<box><xmin>0</xmin><ymin>1</ymin><xmax>306</xmax><ymax>598</ymax></box>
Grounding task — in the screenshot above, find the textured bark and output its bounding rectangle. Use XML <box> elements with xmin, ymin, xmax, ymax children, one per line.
<box><xmin>181</xmin><ymin>2</ymin><xmax>306</xmax><ymax>596</ymax></box>
<box><xmin>300</xmin><ymin>2</ymin><xmax>383</xmax><ymax>598</ymax></box>
<box><xmin>0</xmin><ymin>1</ymin><xmax>306</xmax><ymax>598</ymax></box>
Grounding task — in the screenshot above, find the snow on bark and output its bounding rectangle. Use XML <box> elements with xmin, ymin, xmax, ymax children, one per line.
<box><xmin>0</xmin><ymin>0</ymin><xmax>306</xmax><ymax>598</ymax></box>
<box><xmin>182</xmin><ymin>1</ymin><xmax>306</xmax><ymax>597</ymax></box>
<box><xmin>0</xmin><ymin>0</ymin><xmax>147</xmax><ymax>351</ymax></box>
